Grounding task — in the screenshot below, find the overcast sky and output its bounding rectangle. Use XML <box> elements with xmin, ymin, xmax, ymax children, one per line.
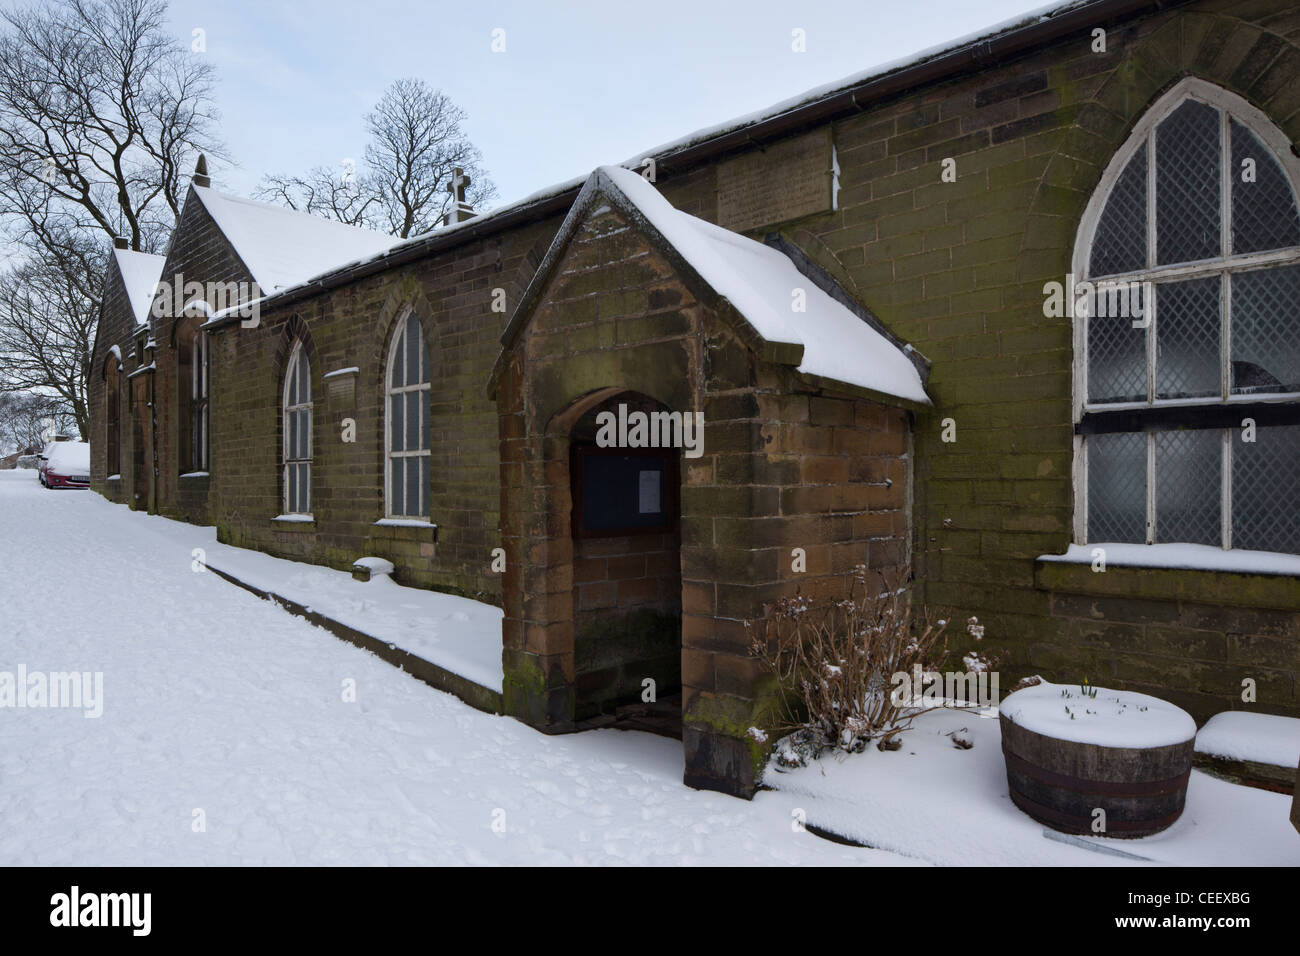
<box><xmin>157</xmin><ymin>0</ymin><xmax>1054</xmax><ymax>211</ymax></box>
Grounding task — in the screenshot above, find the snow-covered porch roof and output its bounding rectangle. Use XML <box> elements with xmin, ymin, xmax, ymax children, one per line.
<box><xmin>495</xmin><ymin>165</ymin><xmax>932</xmax><ymax>409</ymax></box>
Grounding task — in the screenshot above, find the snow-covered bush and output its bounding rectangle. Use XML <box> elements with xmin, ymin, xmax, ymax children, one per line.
<box><xmin>747</xmin><ymin>565</ymin><xmax>954</xmax><ymax>762</ymax></box>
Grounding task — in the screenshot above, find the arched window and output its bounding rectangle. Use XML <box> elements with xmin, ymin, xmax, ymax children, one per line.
<box><xmin>1075</xmin><ymin>79</ymin><xmax>1300</xmax><ymax>555</ymax></box>
<box><xmin>282</xmin><ymin>341</ymin><xmax>312</xmax><ymax>515</ymax></box>
<box><xmin>176</xmin><ymin>320</ymin><xmax>209</xmax><ymax>473</ymax></box>
<box><xmin>105</xmin><ymin>357</ymin><xmax>121</xmax><ymax>477</ymax></box>
<box><xmin>385</xmin><ymin>311</ymin><xmax>431</xmax><ymax>518</ymax></box>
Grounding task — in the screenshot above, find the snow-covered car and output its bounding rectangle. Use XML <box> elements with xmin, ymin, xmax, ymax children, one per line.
<box><xmin>43</xmin><ymin>441</ymin><xmax>90</xmax><ymax>489</ymax></box>
<box><xmin>36</xmin><ymin>441</ymin><xmax>58</xmax><ymax>485</ymax></box>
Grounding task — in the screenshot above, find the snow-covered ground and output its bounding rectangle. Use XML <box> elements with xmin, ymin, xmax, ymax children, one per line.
<box><xmin>1</xmin><ymin>471</ymin><xmax>1295</xmax><ymax>866</ymax></box>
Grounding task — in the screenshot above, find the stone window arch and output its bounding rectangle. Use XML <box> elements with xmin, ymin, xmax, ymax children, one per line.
<box><xmin>1073</xmin><ymin>78</ymin><xmax>1300</xmax><ymax>554</ymax></box>
<box><xmin>384</xmin><ymin>308</ymin><xmax>431</xmax><ymax>518</ymax></box>
<box><xmin>282</xmin><ymin>339</ymin><xmax>312</xmax><ymax>515</ymax></box>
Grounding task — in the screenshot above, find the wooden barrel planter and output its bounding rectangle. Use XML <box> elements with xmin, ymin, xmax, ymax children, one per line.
<box><xmin>1000</xmin><ymin>682</ymin><xmax>1196</xmax><ymax>839</ymax></box>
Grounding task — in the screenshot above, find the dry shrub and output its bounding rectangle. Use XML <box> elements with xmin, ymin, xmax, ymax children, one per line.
<box><xmin>746</xmin><ymin>565</ymin><xmax>959</xmax><ymax>766</ymax></box>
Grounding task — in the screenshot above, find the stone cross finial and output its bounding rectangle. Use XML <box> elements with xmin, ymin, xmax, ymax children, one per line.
<box><xmin>443</xmin><ymin>167</ymin><xmax>477</xmax><ymax>226</ymax></box>
<box><xmin>447</xmin><ymin>167</ymin><xmax>470</xmax><ymax>204</ymax></box>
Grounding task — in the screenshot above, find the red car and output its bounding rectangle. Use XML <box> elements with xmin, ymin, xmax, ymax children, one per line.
<box><xmin>43</xmin><ymin>441</ymin><xmax>90</xmax><ymax>489</ymax></box>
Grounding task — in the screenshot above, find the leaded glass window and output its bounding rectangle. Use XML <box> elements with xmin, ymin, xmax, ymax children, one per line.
<box><xmin>385</xmin><ymin>312</ymin><xmax>431</xmax><ymax>518</ymax></box>
<box><xmin>1078</xmin><ymin>81</ymin><xmax>1300</xmax><ymax>554</ymax></box>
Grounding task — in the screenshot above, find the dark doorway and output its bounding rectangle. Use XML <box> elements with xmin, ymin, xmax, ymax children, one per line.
<box><xmin>568</xmin><ymin>392</ymin><xmax>683</xmax><ymax>738</ymax></box>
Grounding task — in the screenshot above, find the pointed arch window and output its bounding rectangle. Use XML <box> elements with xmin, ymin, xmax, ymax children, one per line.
<box><xmin>105</xmin><ymin>357</ymin><xmax>121</xmax><ymax>477</ymax></box>
<box><xmin>1075</xmin><ymin>79</ymin><xmax>1300</xmax><ymax>555</ymax></box>
<box><xmin>177</xmin><ymin>320</ymin><xmax>209</xmax><ymax>473</ymax></box>
<box><xmin>385</xmin><ymin>311</ymin><xmax>431</xmax><ymax>519</ymax></box>
<box><xmin>283</xmin><ymin>341</ymin><xmax>312</xmax><ymax>515</ymax></box>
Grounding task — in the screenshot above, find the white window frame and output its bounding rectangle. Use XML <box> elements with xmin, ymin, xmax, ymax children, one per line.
<box><xmin>1071</xmin><ymin>78</ymin><xmax>1300</xmax><ymax>547</ymax></box>
<box><xmin>282</xmin><ymin>340</ymin><xmax>312</xmax><ymax>516</ymax></box>
<box><xmin>384</xmin><ymin>309</ymin><xmax>432</xmax><ymax>519</ymax></box>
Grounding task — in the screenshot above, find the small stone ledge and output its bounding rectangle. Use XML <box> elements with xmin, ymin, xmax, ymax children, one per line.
<box><xmin>370</xmin><ymin>518</ymin><xmax>438</xmax><ymax>542</ymax></box>
<box><xmin>271</xmin><ymin>514</ymin><xmax>316</xmax><ymax>533</ymax></box>
<box><xmin>1192</xmin><ymin>753</ymin><xmax>1296</xmax><ymax>795</ymax></box>
<box><xmin>1034</xmin><ymin>558</ymin><xmax>1300</xmax><ymax>612</ymax></box>
<box><xmin>352</xmin><ymin>556</ymin><xmax>395</xmax><ymax>582</ymax></box>
<box><xmin>203</xmin><ymin>563</ymin><xmax>502</xmax><ymax>716</ymax></box>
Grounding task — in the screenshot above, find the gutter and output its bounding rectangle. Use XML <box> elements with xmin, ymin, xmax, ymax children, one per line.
<box><xmin>217</xmin><ymin>0</ymin><xmax>1175</xmax><ymax>321</ymax></box>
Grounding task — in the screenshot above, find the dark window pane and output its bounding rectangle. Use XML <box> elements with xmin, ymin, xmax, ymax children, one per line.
<box><xmin>1234</xmin><ymin>424</ymin><xmax>1300</xmax><ymax>553</ymax></box>
<box><xmin>420</xmin><ymin>389</ymin><xmax>430</xmax><ymax>450</ymax></box>
<box><xmin>405</xmin><ymin>455</ymin><xmax>420</xmax><ymax>518</ymax></box>
<box><xmin>390</xmin><ymin>394</ymin><xmax>404</xmax><ymax>452</ymax></box>
<box><xmin>1087</xmin><ymin>282</ymin><xmax>1147</xmax><ymax>403</ymax></box>
<box><xmin>405</xmin><ymin>391</ymin><xmax>419</xmax><ymax>450</ymax></box>
<box><xmin>1232</xmin><ymin>265</ymin><xmax>1300</xmax><ymax>394</ymax></box>
<box><xmin>1088</xmin><ymin>431</ymin><xmax>1147</xmax><ymax>543</ymax></box>
<box><xmin>1231</xmin><ymin>119</ymin><xmax>1300</xmax><ymax>255</ymax></box>
<box><xmin>420</xmin><ymin>456</ymin><xmax>430</xmax><ymax>518</ymax></box>
<box><xmin>1155</xmin><ymin>429</ymin><xmax>1221</xmax><ymax>545</ymax></box>
<box><xmin>288</xmin><ymin>409</ymin><xmax>297</xmax><ymax>459</ymax></box>
<box><xmin>1156</xmin><ymin>100</ymin><xmax>1221</xmax><ymax>265</ymax></box>
<box><xmin>1155</xmin><ymin>276</ymin><xmax>1220</xmax><ymax>399</ymax></box>
<box><xmin>391</xmin><ymin>458</ymin><xmax>404</xmax><ymax>515</ymax></box>
<box><xmin>406</xmin><ymin>314</ymin><xmax>421</xmax><ymax>386</ymax></box>
<box><xmin>1091</xmin><ymin>147</ymin><xmax>1148</xmax><ymax>276</ymax></box>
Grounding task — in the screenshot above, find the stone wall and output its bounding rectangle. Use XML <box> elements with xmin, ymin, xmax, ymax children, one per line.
<box><xmin>88</xmin><ymin>259</ymin><xmax>137</xmax><ymax>506</ymax></box>
<box><xmin>200</xmin><ymin>219</ymin><xmax>559</xmax><ymax>602</ymax></box>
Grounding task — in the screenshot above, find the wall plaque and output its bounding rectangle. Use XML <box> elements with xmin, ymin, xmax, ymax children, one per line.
<box><xmin>716</xmin><ymin>128</ymin><xmax>834</xmax><ymax>233</ymax></box>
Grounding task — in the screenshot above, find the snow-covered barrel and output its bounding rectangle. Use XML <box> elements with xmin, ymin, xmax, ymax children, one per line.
<box><xmin>999</xmin><ymin>681</ymin><xmax>1196</xmax><ymax>839</ymax></box>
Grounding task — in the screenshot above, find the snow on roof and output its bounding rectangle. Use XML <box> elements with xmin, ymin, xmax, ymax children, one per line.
<box><xmin>192</xmin><ymin>185</ymin><xmax>398</xmax><ymax>294</ymax></box>
<box><xmin>113</xmin><ymin>248</ymin><xmax>165</xmax><ymax>326</ymax></box>
<box><xmin>623</xmin><ymin>0</ymin><xmax>1090</xmax><ymax>166</ymax></box>
<box><xmin>596</xmin><ymin>166</ymin><xmax>930</xmax><ymax>405</ymax></box>
<box><xmin>210</xmin><ymin>2</ymin><xmax>1097</xmax><ymax>315</ymax></box>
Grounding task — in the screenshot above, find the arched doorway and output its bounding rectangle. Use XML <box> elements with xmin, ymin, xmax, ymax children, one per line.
<box><xmin>567</xmin><ymin>391</ymin><xmax>683</xmax><ymax>737</ymax></box>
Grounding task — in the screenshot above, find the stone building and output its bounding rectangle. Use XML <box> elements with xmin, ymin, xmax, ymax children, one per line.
<box><xmin>90</xmin><ymin>0</ymin><xmax>1300</xmax><ymax>797</ymax></box>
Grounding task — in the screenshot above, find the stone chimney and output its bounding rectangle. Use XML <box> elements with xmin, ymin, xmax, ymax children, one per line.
<box><xmin>192</xmin><ymin>154</ymin><xmax>211</xmax><ymax>188</ymax></box>
<box><xmin>112</xmin><ymin>236</ymin><xmax>128</xmax><ymax>250</ymax></box>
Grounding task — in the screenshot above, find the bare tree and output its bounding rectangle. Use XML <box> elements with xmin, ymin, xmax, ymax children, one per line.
<box><xmin>0</xmin><ymin>0</ymin><xmax>224</xmax><ymax>254</ymax></box>
<box><xmin>365</xmin><ymin>78</ymin><xmax>495</xmax><ymax>237</ymax></box>
<box><xmin>0</xmin><ymin>389</ymin><xmax>74</xmax><ymax>453</ymax></box>
<box><xmin>255</xmin><ymin>164</ymin><xmax>380</xmax><ymax>229</ymax></box>
<box><xmin>0</xmin><ymin>235</ymin><xmax>104</xmax><ymax>438</ymax></box>
<box><xmin>0</xmin><ymin>0</ymin><xmax>223</xmax><ymax>433</ymax></box>
<box><xmin>257</xmin><ymin>78</ymin><xmax>496</xmax><ymax>239</ymax></box>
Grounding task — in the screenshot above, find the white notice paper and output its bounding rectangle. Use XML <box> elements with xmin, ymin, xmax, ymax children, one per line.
<box><xmin>638</xmin><ymin>469</ymin><xmax>661</xmax><ymax>514</ymax></box>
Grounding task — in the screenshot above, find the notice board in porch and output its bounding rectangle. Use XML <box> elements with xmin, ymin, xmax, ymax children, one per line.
<box><xmin>572</xmin><ymin>445</ymin><xmax>678</xmax><ymax>538</ymax></box>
